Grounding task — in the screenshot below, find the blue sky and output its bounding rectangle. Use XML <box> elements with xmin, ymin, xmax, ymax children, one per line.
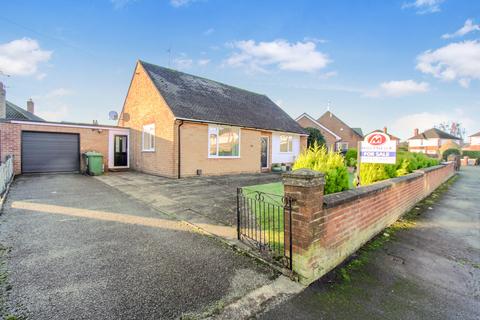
<box><xmin>0</xmin><ymin>0</ymin><xmax>478</xmax><ymax>140</ymax></box>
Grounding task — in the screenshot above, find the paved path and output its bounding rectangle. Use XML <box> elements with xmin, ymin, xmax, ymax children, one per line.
<box><xmin>0</xmin><ymin>174</ymin><xmax>276</xmax><ymax>320</ymax></box>
<box><xmin>96</xmin><ymin>171</ymin><xmax>281</xmax><ymax>240</ymax></box>
<box><xmin>259</xmin><ymin>166</ymin><xmax>480</xmax><ymax>320</ymax></box>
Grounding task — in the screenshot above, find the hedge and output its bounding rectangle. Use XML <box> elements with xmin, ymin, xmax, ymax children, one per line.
<box><xmin>462</xmin><ymin>150</ymin><xmax>480</xmax><ymax>159</ymax></box>
<box><xmin>293</xmin><ymin>144</ymin><xmax>350</xmax><ymax>194</ymax></box>
<box><xmin>360</xmin><ymin>151</ymin><xmax>440</xmax><ymax>185</ymax></box>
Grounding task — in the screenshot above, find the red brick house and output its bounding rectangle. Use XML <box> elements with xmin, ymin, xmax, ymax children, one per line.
<box><xmin>463</xmin><ymin>131</ymin><xmax>480</xmax><ymax>151</ymax></box>
<box><xmin>296</xmin><ymin>111</ymin><xmax>363</xmax><ymax>151</ymax></box>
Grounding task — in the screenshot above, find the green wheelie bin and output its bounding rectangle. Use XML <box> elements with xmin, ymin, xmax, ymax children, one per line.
<box><xmin>84</xmin><ymin>152</ymin><xmax>104</xmax><ymax>176</ymax></box>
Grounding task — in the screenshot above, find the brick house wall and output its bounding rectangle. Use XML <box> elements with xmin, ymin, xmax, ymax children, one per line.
<box><xmin>119</xmin><ymin>62</ymin><xmax>177</xmax><ymax>177</ymax></box>
<box><xmin>296</xmin><ymin>116</ymin><xmax>338</xmax><ymax>149</ymax></box>
<box><xmin>317</xmin><ymin>111</ymin><xmax>362</xmax><ymax>149</ymax></box>
<box><xmin>179</xmin><ymin>122</ymin><xmax>262</xmax><ymax>177</ymax></box>
<box><xmin>0</xmin><ymin>122</ymin><xmax>110</xmax><ymax>175</ymax></box>
<box><xmin>283</xmin><ymin>162</ymin><xmax>455</xmax><ymax>284</ymax></box>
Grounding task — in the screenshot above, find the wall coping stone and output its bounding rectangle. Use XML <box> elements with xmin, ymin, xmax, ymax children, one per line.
<box><xmin>283</xmin><ymin>169</ymin><xmax>325</xmax><ymax>187</ymax></box>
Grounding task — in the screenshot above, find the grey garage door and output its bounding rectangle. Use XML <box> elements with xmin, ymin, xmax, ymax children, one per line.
<box><xmin>22</xmin><ymin>131</ymin><xmax>80</xmax><ymax>173</ymax></box>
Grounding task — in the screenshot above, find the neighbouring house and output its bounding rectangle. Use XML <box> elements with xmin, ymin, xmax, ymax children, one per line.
<box><xmin>0</xmin><ymin>82</ymin><xmax>130</xmax><ymax>175</ymax></box>
<box><xmin>463</xmin><ymin>131</ymin><xmax>480</xmax><ymax>151</ymax></box>
<box><xmin>365</xmin><ymin>127</ymin><xmax>400</xmax><ymax>142</ymax></box>
<box><xmin>118</xmin><ymin>61</ymin><xmax>307</xmax><ymax>178</ymax></box>
<box><xmin>295</xmin><ymin>113</ymin><xmax>341</xmax><ymax>150</ymax></box>
<box><xmin>296</xmin><ymin>111</ymin><xmax>363</xmax><ymax>151</ymax></box>
<box><xmin>407</xmin><ymin>128</ymin><xmax>462</xmax><ymax>158</ymax></box>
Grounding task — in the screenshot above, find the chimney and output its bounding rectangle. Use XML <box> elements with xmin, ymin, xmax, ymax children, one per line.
<box><xmin>383</xmin><ymin>127</ymin><xmax>387</xmax><ymax>134</ymax></box>
<box><xmin>27</xmin><ymin>98</ymin><xmax>34</xmax><ymax>114</ymax></box>
<box><xmin>414</xmin><ymin>128</ymin><xmax>419</xmax><ymax>136</ymax></box>
<box><xmin>0</xmin><ymin>82</ymin><xmax>6</xmax><ymax>119</ymax></box>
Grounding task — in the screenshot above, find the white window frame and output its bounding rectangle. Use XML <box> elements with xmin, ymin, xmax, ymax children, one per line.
<box><xmin>142</xmin><ymin>123</ymin><xmax>155</xmax><ymax>152</ymax></box>
<box><xmin>279</xmin><ymin>135</ymin><xmax>293</xmax><ymax>153</ymax></box>
<box><xmin>207</xmin><ymin>124</ymin><xmax>241</xmax><ymax>158</ymax></box>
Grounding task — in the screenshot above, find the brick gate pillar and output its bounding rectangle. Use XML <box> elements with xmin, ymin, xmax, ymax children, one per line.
<box><xmin>283</xmin><ymin>169</ymin><xmax>325</xmax><ymax>282</ymax></box>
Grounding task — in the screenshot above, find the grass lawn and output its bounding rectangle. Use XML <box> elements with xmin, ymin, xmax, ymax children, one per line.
<box><xmin>240</xmin><ymin>172</ymin><xmax>355</xmax><ymax>259</ymax></box>
<box><xmin>243</xmin><ymin>171</ymin><xmax>356</xmax><ymax>197</ymax></box>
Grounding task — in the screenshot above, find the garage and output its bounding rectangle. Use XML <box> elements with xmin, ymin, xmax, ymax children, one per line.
<box><xmin>21</xmin><ymin>131</ymin><xmax>80</xmax><ymax>173</ymax></box>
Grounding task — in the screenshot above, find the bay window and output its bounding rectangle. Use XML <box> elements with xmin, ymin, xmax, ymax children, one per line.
<box><xmin>208</xmin><ymin>125</ymin><xmax>240</xmax><ymax>157</ymax></box>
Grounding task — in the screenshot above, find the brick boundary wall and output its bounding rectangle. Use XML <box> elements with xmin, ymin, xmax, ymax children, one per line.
<box><xmin>283</xmin><ymin>162</ymin><xmax>456</xmax><ymax>284</ymax></box>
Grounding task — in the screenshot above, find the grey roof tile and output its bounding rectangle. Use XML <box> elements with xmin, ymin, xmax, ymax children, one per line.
<box><xmin>6</xmin><ymin>100</ymin><xmax>45</xmax><ymax>121</ymax></box>
<box><xmin>409</xmin><ymin>128</ymin><xmax>460</xmax><ymax>140</ymax></box>
<box><xmin>140</xmin><ymin>61</ymin><xmax>306</xmax><ymax>134</ymax></box>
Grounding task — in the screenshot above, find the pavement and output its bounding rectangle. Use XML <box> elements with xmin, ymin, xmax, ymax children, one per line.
<box><xmin>95</xmin><ymin>171</ymin><xmax>281</xmax><ymax>240</ymax></box>
<box><xmin>0</xmin><ymin>174</ymin><xmax>279</xmax><ymax>320</ymax></box>
<box><xmin>259</xmin><ymin>166</ymin><xmax>480</xmax><ymax>320</ymax></box>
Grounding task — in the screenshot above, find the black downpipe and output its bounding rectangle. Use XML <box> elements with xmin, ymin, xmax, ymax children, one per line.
<box><xmin>177</xmin><ymin>120</ymin><xmax>184</xmax><ymax>179</ymax></box>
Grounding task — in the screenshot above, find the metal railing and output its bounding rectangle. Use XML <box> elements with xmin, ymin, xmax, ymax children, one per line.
<box><xmin>0</xmin><ymin>155</ymin><xmax>14</xmax><ymax>195</ymax></box>
<box><xmin>237</xmin><ymin>187</ymin><xmax>292</xmax><ymax>269</ymax></box>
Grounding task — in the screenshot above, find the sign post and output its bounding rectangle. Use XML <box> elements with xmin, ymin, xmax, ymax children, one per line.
<box><xmin>356</xmin><ymin>132</ymin><xmax>397</xmax><ymax>186</ymax></box>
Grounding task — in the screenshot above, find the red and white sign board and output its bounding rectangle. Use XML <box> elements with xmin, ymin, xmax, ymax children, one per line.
<box><xmin>360</xmin><ymin>132</ymin><xmax>397</xmax><ymax>164</ymax></box>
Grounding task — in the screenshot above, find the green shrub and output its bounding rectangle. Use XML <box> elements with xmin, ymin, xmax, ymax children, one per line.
<box><xmin>305</xmin><ymin>127</ymin><xmax>326</xmax><ymax>148</ymax></box>
<box><xmin>442</xmin><ymin>148</ymin><xmax>460</xmax><ymax>160</ymax></box>
<box><xmin>293</xmin><ymin>143</ymin><xmax>350</xmax><ymax>194</ymax></box>
<box><xmin>360</xmin><ymin>151</ymin><xmax>440</xmax><ymax>185</ymax></box>
<box><xmin>462</xmin><ymin>150</ymin><xmax>480</xmax><ymax>159</ymax></box>
<box><xmin>344</xmin><ymin>149</ymin><xmax>358</xmax><ymax>167</ymax></box>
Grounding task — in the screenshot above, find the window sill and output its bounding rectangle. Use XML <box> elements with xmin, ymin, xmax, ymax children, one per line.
<box><xmin>208</xmin><ymin>156</ymin><xmax>241</xmax><ymax>159</ymax></box>
<box><xmin>142</xmin><ymin>150</ymin><xmax>156</xmax><ymax>153</ymax></box>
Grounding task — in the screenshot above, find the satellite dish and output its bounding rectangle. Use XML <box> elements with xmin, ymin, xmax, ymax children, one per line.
<box><xmin>108</xmin><ymin>111</ymin><xmax>118</xmax><ymax>120</ymax></box>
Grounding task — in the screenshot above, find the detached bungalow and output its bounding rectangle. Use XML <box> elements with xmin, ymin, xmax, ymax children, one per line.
<box><xmin>463</xmin><ymin>131</ymin><xmax>480</xmax><ymax>151</ymax></box>
<box><xmin>119</xmin><ymin>60</ymin><xmax>307</xmax><ymax>178</ymax></box>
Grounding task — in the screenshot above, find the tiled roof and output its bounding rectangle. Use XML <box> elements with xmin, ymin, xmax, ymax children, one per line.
<box><xmin>470</xmin><ymin>131</ymin><xmax>480</xmax><ymax>137</ymax></box>
<box><xmin>140</xmin><ymin>61</ymin><xmax>306</xmax><ymax>134</ymax></box>
<box><xmin>408</xmin><ymin>128</ymin><xmax>460</xmax><ymax>140</ymax></box>
<box><xmin>6</xmin><ymin>101</ymin><xmax>44</xmax><ymax>121</ymax></box>
<box><xmin>352</xmin><ymin>127</ymin><xmax>363</xmax><ymax>137</ymax></box>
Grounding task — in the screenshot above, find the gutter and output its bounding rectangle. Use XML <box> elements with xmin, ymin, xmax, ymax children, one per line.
<box><xmin>177</xmin><ymin>120</ymin><xmax>184</xmax><ymax>179</ymax></box>
<box><xmin>175</xmin><ymin>117</ymin><xmax>308</xmax><ymax>136</ymax></box>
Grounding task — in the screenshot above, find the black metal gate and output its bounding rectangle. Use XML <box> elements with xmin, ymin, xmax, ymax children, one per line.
<box><xmin>237</xmin><ymin>187</ymin><xmax>292</xmax><ymax>269</ymax></box>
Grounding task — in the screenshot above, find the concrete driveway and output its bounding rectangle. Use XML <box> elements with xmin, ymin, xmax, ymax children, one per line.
<box><xmin>0</xmin><ymin>174</ymin><xmax>277</xmax><ymax>319</ymax></box>
<box><xmin>95</xmin><ymin>172</ymin><xmax>281</xmax><ymax>240</ymax></box>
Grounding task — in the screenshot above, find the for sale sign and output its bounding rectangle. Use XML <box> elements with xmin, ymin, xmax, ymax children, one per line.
<box><xmin>360</xmin><ymin>132</ymin><xmax>397</xmax><ymax>164</ymax></box>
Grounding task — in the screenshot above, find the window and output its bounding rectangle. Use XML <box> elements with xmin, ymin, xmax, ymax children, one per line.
<box><xmin>142</xmin><ymin>124</ymin><xmax>155</xmax><ymax>151</ymax></box>
<box><xmin>336</xmin><ymin>142</ymin><xmax>348</xmax><ymax>152</ymax></box>
<box><xmin>208</xmin><ymin>125</ymin><xmax>240</xmax><ymax>157</ymax></box>
<box><xmin>279</xmin><ymin>135</ymin><xmax>293</xmax><ymax>153</ymax></box>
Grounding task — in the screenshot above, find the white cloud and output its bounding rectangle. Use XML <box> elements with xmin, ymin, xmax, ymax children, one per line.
<box><xmin>36</xmin><ymin>104</ymin><xmax>70</xmax><ymax>122</ymax></box>
<box><xmin>303</xmin><ymin>37</ymin><xmax>328</xmax><ymax>44</ymax></box>
<box><xmin>391</xmin><ymin>109</ymin><xmax>474</xmax><ymax>140</ymax></box>
<box><xmin>45</xmin><ymin>88</ymin><xmax>74</xmax><ymax>98</ymax></box>
<box><xmin>170</xmin><ymin>0</ymin><xmax>198</xmax><ymax>7</ymax></box>
<box><xmin>173</xmin><ymin>57</ymin><xmax>193</xmax><ymax>69</ymax></box>
<box><xmin>442</xmin><ymin>19</ymin><xmax>480</xmax><ymax>39</ymax></box>
<box><xmin>416</xmin><ymin>40</ymin><xmax>480</xmax><ymax>87</ymax></box>
<box><xmin>225</xmin><ymin>39</ymin><xmax>330</xmax><ymax>73</ymax></box>
<box><xmin>402</xmin><ymin>0</ymin><xmax>444</xmax><ymax>14</ymax></box>
<box><xmin>197</xmin><ymin>59</ymin><xmax>210</xmax><ymax>66</ymax></box>
<box><xmin>0</xmin><ymin>38</ymin><xmax>52</xmax><ymax>78</ymax></box>
<box><xmin>203</xmin><ymin>28</ymin><xmax>214</xmax><ymax>36</ymax></box>
<box><xmin>367</xmin><ymin>80</ymin><xmax>430</xmax><ymax>97</ymax></box>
